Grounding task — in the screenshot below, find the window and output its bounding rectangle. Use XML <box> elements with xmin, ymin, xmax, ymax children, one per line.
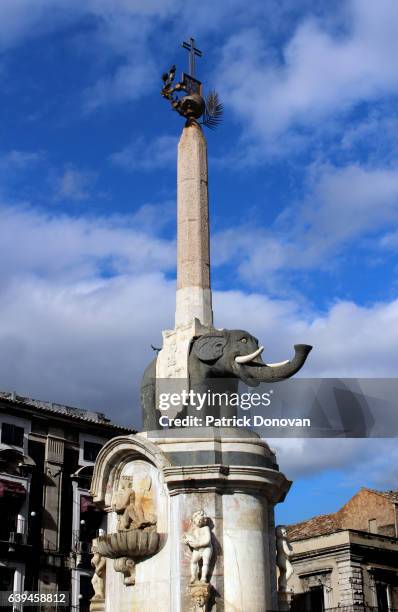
<box><xmin>368</xmin><ymin>518</ymin><xmax>377</xmax><ymax>533</ymax></box>
<box><xmin>309</xmin><ymin>586</ymin><xmax>324</xmax><ymax>612</ymax></box>
<box><xmin>83</xmin><ymin>441</ymin><xmax>102</xmax><ymax>462</ymax></box>
<box><xmin>79</xmin><ymin>575</ymin><xmax>94</xmax><ymax>612</ymax></box>
<box><xmin>376</xmin><ymin>582</ymin><xmax>390</xmax><ymax>612</ymax></box>
<box><xmin>31</xmin><ymin>419</ymin><xmax>48</xmax><ymax>436</ymax></box>
<box><xmin>290</xmin><ymin>585</ymin><xmax>325</xmax><ymax>612</ymax></box>
<box><xmin>292</xmin><ymin>584</ymin><xmax>325</xmax><ymax>612</ymax></box>
<box><xmin>1</xmin><ymin>423</ymin><xmax>24</xmax><ymax>447</ymax></box>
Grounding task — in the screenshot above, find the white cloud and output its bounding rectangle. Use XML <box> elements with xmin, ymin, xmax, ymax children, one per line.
<box><xmin>0</xmin><ymin>150</ymin><xmax>43</xmax><ymax>169</ymax></box>
<box><xmin>273</xmin><ymin>438</ymin><xmax>398</xmax><ymax>486</ymax></box>
<box><xmin>0</xmin><ymin>1</ymin><xmax>73</xmax><ymax>51</ymax></box>
<box><xmin>83</xmin><ymin>61</ymin><xmax>155</xmax><ymax>111</ymax></box>
<box><xmin>0</xmin><ymin>0</ymin><xmax>177</xmax><ymax>110</ymax></box>
<box><xmin>0</xmin><ymin>202</ymin><xmax>177</xmax><ymax>427</ymax></box>
<box><xmin>213</xmin><ymin>162</ymin><xmax>398</xmax><ymax>288</ymax></box>
<box><xmin>218</xmin><ymin>0</ymin><xmax>398</xmax><ymax>146</ymax></box>
<box><xmin>0</xmin><ymin>203</ymin><xmax>175</xmax><ymax>283</ymax></box>
<box><xmin>0</xmin><ymin>272</ymin><xmax>175</xmax><ymax>429</ymax></box>
<box><xmin>299</xmin><ymin>163</ymin><xmax>398</xmax><ymax>252</ymax></box>
<box><xmin>130</xmin><ymin>200</ymin><xmax>175</xmax><ymax>231</ymax></box>
<box><xmin>340</xmin><ymin>112</ymin><xmax>398</xmax><ymax>156</ymax></box>
<box><xmin>380</xmin><ymin>231</ymin><xmax>398</xmax><ymax>249</ymax></box>
<box><xmin>0</xmin><ymin>0</ymin><xmax>179</xmax><ymax>52</ymax></box>
<box><xmin>110</xmin><ymin>135</ymin><xmax>178</xmax><ymax>172</ymax></box>
<box><xmin>54</xmin><ymin>167</ymin><xmax>98</xmax><ymax>201</ymax></box>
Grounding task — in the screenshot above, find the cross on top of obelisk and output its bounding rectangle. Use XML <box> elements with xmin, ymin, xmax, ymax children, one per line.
<box><xmin>181</xmin><ymin>37</ymin><xmax>203</xmax><ymax>96</ymax></box>
<box><xmin>182</xmin><ymin>37</ymin><xmax>202</xmax><ymax>79</ymax></box>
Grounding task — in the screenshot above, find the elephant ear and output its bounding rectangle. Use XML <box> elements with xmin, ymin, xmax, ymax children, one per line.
<box><xmin>193</xmin><ymin>334</ymin><xmax>227</xmax><ymax>363</ymax></box>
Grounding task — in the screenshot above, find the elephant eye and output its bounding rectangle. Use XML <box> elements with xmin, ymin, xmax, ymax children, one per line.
<box><xmin>241</xmin><ymin>338</ymin><xmax>247</xmax><ymax>343</ymax></box>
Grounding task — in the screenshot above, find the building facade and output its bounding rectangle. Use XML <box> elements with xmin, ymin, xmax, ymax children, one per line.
<box><xmin>0</xmin><ymin>391</ymin><xmax>133</xmax><ymax>611</ymax></box>
<box><xmin>287</xmin><ymin>488</ymin><xmax>398</xmax><ymax>611</ymax></box>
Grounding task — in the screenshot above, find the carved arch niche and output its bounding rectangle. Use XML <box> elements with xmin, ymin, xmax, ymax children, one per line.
<box><xmin>90</xmin><ymin>435</ymin><xmax>170</xmax><ymax>584</ymax></box>
<box><xmin>91</xmin><ymin>435</ymin><xmax>170</xmax><ymax>513</ymax></box>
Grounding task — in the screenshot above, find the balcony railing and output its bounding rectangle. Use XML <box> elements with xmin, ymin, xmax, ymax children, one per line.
<box><xmin>1</xmin><ymin>517</ymin><xmax>31</xmax><ymax>550</ymax></box>
<box><xmin>8</xmin><ymin>531</ymin><xmax>29</xmax><ymax>546</ymax></box>
<box><xmin>325</xmin><ymin>607</ymin><xmax>398</xmax><ymax>612</ymax></box>
<box><xmin>71</xmin><ymin>530</ymin><xmax>92</xmax><ymax>554</ymax></box>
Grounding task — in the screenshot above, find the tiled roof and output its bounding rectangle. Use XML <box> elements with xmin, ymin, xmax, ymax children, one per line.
<box><xmin>0</xmin><ymin>391</ymin><xmax>135</xmax><ymax>433</ymax></box>
<box><xmin>370</xmin><ymin>488</ymin><xmax>398</xmax><ymax>503</ymax></box>
<box><xmin>287</xmin><ymin>513</ymin><xmax>340</xmax><ymax>541</ymax></box>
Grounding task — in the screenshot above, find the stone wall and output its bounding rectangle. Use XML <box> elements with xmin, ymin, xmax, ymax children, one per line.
<box><xmin>336</xmin><ymin>488</ymin><xmax>396</xmax><ymax>537</ymax></box>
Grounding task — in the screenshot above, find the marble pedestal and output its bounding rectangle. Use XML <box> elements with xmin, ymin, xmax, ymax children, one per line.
<box><xmin>90</xmin><ymin>428</ymin><xmax>291</xmax><ymax>612</ymax></box>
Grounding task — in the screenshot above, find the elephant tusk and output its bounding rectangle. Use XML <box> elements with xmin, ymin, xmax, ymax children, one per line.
<box><xmin>235</xmin><ymin>346</ymin><xmax>264</xmax><ymax>364</ymax></box>
<box><xmin>265</xmin><ymin>359</ymin><xmax>290</xmax><ymax>368</ymax></box>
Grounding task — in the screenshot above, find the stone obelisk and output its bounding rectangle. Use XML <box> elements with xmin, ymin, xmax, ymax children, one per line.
<box><xmin>175</xmin><ymin>121</ymin><xmax>213</xmax><ymax>328</ymax></box>
<box><xmin>155</xmin><ymin>121</ymin><xmax>213</xmax><ymax>386</ymax></box>
<box><xmin>155</xmin><ymin>43</ymin><xmax>216</xmax><ymax>385</ymax></box>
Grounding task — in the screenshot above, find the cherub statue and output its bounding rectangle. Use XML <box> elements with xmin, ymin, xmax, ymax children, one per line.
<box><xmin>182</xmin><ymin>510</ymin><xmax>213</xmax><ymax>584</ymax></box>
<box><xmin>91</xmin><ymin>539</ymin><xmax>106</xmax><ymax>601</ymax></box>
<box><xmin>276</xmin><ymin>525</ymin><xmax>293</xmax><ymax>592</ymax></box>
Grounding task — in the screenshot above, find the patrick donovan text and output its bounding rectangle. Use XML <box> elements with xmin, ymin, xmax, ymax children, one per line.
<box><xmin>158</xmin><ymin>415</ymin><xmax>312</xmax><ymax>428</ymax></box>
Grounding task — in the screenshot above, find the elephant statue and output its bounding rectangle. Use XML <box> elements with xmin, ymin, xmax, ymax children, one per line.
<box><xmin>141</xmin><ymin>329</ymin><xmax>312</xmax><ymax>430</ymax></box>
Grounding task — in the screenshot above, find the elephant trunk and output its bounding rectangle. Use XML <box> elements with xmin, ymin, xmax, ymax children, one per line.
<box><xmin>235</xmin><ymin>344</ymin><xmax>312</xmax><ymax>384</ymax></box>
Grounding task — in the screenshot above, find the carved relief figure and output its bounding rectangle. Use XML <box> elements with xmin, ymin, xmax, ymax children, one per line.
<box><xmin>276</xmin><ymin>525</ymin><xmax>294</xmax><ymax>592</ymax></box>
<box><xmin>114</xmin><ymin>557</ymin><xmax>136</xmax><ymax>586</ymax></box>
<box><xmin>113</xmin><ymin>475</ymin><xmax>156</xmax><ymax>531</ymax></box>
<box><xmin>182</xmin><ymin>510</ymin><xmax>213</xmax><ymax>584</ymax></box>
<box><xmin>91</xmin><ymin>540</ymin><xmax>106</xmax><ymax>601</ymax></box>
<box><xmin>190</xmin><ymin>582</ymin><xmax>211</xmax><ymax>611</ymax></box>
<box><xmin>97</xmin><ymin>467</ymin><xmax>162</xmax><ymax>588</ymax></box>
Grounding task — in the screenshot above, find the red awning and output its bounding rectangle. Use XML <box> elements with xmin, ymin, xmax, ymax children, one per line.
<box><xmin>0</xmin><ymin>479</ymin><xmax>26</xmax><ymax>499</ymax></box>
<box><xmin>80</xmin><ymin>495</ymin><xmax>101</xmax><ymax>513</ymax></box>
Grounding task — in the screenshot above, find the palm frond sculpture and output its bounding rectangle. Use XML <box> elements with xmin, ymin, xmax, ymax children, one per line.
<box><xmin>202</xmin><ymin>91</ymin><xmax>223</xmax><ymax>130</ymax></box>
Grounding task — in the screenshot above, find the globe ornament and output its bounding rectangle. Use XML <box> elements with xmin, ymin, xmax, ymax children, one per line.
<box><xmin>178</xmin><ymin>93</ymin><xmax>206</xmax><ymax>120</ymax></box>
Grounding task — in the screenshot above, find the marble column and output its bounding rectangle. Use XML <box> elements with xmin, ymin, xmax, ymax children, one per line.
<box><xmin>175</xmin><ymin>121</ymin><xmax>213</xmax><ymax>329</ymax></box>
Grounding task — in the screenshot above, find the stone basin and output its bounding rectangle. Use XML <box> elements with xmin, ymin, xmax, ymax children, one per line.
<box><xmin>97</xmin><ymin>528</ymin><xmax>161</xmax><ymax>560</ymax></box>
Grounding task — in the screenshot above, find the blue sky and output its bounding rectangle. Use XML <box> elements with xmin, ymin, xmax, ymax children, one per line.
<box><xmin>1</xmin><ymin>0</ymin><xmax>398</xmax><ymax>524</ymax></box>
